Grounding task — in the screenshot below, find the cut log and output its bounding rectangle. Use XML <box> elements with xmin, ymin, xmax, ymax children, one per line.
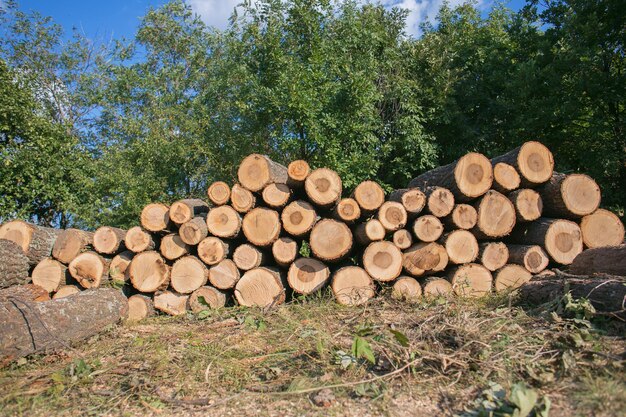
<box><xmin>0</xmin><ymin>288</ymin><xmax>127</xmax><ymax>361</ymax></box>
<box><xmin>272</xmin><ymin>237</ymin><xmax>298</xmax><ymax>267</ymax></box>
<box><xmin>478</xmin><ymin>242</ymin><xmax>509</xmax><ymax>272</ymax></box>
<box><xmin>206</xmin><ymin>205</ymin><xmax>242</xmax><ymax>238</ymax></box>
<box><xmin>153</xmin><ymin>290</ymin><xmax>189</xmax><ymax>316</ymax></box>
<box><xmin>207</xmin><ymin>181</ymin><xmax>231</xmax><ymax>206</ymax></box>
<box><xmin>238</xmin><ymin>154</ymin><xmax>288</xmax><ymax>192</ymax></box>
<box><xmin>331</xmin><ymin>266</ymin><xmax>375</xmax><ymax>306</ymax></box>
<box><xmin>68</xmin><ymin>251</ymin><xmax>109</xmax><ymax>289</ymax></box>
<box><xmin>189</xmin><ymin>286</ymin><xmax>227</xmax><ymax>313</ymax></box>
<box><xmin>287</xmin><ymin>160</ymin><xmax>311</xmax><ymax>187</ymax></box>
<box><xmin>392</xmin><ymin>229</ymin><xmax>413</xmax><ymax>250</ymax></box>
<box><xmin>233</xmin><ymin>244</ymin><xmax>266</xmax><ymax>271</ymax></box>
<box><xmin>424</xmin><ymin>186</ymin><xmax>455</xmax><ymax>217</ymax></box>
<box><xmin>197</xmin><ymin>236</ymin><xmax>231</xmax><ymax>266</ymax></box>
<box><xmin>536</xmin><ymin>173</ymin><xmax>601</xmax><ymax>218</ymax></box>
<box><xmin>440</xmin><ymin>230</ymin><xmax>479</xmax><ymax>264</ymax></box>
<box><xmin>0</xmin><ymin>220</ymin><xmax>58</xmax><ymax>266</ymax></box>
<box><xmin>491</xmin><ymin>141</ymin><xmax>554</xmax><ymax>186</ymax></box>
<box><xmin>409</xmin><ymin>152</ymin><xmax>493</xmax><ymax>202</ymax></box>
<box><xmin>473</xmin><ymin>190</ymin><xmax>517</xmax><ymax>239</ymax></box>
<box><xmin>378</xmin><ymin>201</ymin><xmax>408</xmax><ymax>232</ymax></box>
<box><xmin>0</xmin><ymin>239</ymin><xmax>30</xmax><ymax>289</ymax></box>
<box><xmin>93</xmin><ymin>226</ymin><xmax>126</xmax><ymax>255</ymax></box>
<box><xmin>169</xmin><ymin>199</ymin><xmax>209</xmax><ymax>225</ymax></box>
<box><xmin>52</xmin><ymin>228</ymin><xmax>94</xmax><ymax>264</ymax></box>
<box><xmin>159</xmin><ymin>233</ymin><xmax>190</xmax><ymax>261</ymax></box>
<box><xmin>282</xmin><ymin>200</ymin><xmax>318</xmax><ymax>237</ymax></box>
<box><xmin>242</xmin><ymin>208</ymin><xmax>281</xmax><ymax>247</ymax></box>
<box><xmin>402</xmin><ymin>242</ymin><xmax>448</xmax><ymax>277</ymax></box>
<box><xmin>287</xmin><ymin>258</ymin><xmax>330</xmax><ymax>294</ymax></box>
<box><xmin>447</xmin><ymin>263</ymin><xmax>493</xmax><ymax>298</ymax></box>
<box><xmin>262</xmin><ymin>183</ymin><xmax>291</xmax><ymax>208</ymax></box>
<box><xmin>569</xmin><ymin>244</ymin><xmax>626</xmax><ymax>276</ymax></box>
<box><xmin>352</xmin><ymin>181</ymin><xmax>385</xmax><ymax>215</ymax></box>
<box><xmin>388</xmin><ymin>188</ymin><xmax>426</xmax><ymax>218</ymax></box>
<box><xmin>208</xmin><ymin>259</ymin><xmax>240</xmax><ymax>290</ymax></box>
<box><xmin>492</xmin><ymin>162</ymin><xmax>521</xmax><ymax>193</ymax></box>
<box><xmin>170</xmin><ymin>255</ymin><xmax>209</xmax><ymax>294</ymax></box>
<box><xmin>235</xmin><ymin>267</ymin><xmax>286</xmax><ymax>308</ymax></box>
<box><xmin>125</xmin><ymin>227</ymin><xmax>156</xmax><ymax>253</ymax></box>
<box><xmin>31</xmin><ymin>258</ymin><xmax>67</xmax><ymax>293</ymax></box>
<box><xmin>52</xmin><ymin>285</ymin><xmax>80</xmax><ymax>299</ymax></box>
<box><xmin>363</xmin><ymin>241</ymin><xmax>403</xmax><ymax>282</ymax></box>
<box><xmin>141</xmin><ymin>203</ymin><xmax>173</xmax><ymax>232</ymax></box>
<box><xmin>304</xmin><ymin>168</ymin><xmax>342</xmax><ymax>208</ymax></box>
<box><xmin>422</xmin><ymin>277</ymin><xmax>453</xmax><ymax>297</ymax></box>
<box><xmin>109</xmin><ymin>251</ymin><xmax>134</xmax><ymax>281</ymax></box>
<box><xmin>333</xmin><ymin>198</ymin><xmax>361</xmax><ymax>224</ymax></box>
<box><xmin>179</xmin><ymin>215</ymin><xmax>209</xmax><ymax>246</ymax></box>
<box><xmin>508</xmin><ymin>218</ymin><xmax>583</xmax><ymax>265</ymax></box>
<box><xmin>412</xmin><ymin>215</ymin><xmax>443</xmax><ymax>243</ymax></box>
<box><xmin>0</xmin><ymin>284</ymin><xmax>50</xmax><ymax>302</ymax></box>
<box><xmin>354</xmin><ymin>219</ymin><xmax>386</xmax><ymax>246</ymax></box>
<box><xmin>441</xmin><ymin>204</ymin><xmax>478</xmax><ymax>230</ymax></box>
<box><xmin>391</xmin><ymin>277</ymin><xmax>422</xmax><ymax>302</ymax></box>
<box><xmin>310</xmin><ymin>219</ymin><xmax>353</xmax><ymax>262</ymax></box>
<box><xmin>127</xmin><ymin>294</ymin><xmax>155</xmax><ymax>321</ymax></box>
<box><xmin>128</xmin><ymin>251</ymin><xmax>170</xmax><ymax>292</ymax></box>
<box><xmin>508</xmin><ymin>189</ymin><xmax>542</xmax><ymax>222</ymax></box>
<box><xmin>493</xmin><ymin>264</ymin><xmax>532</xmax><ymax>292</ymax></box>
<box><xmin>580</xmin><ymin>209</ymin><xmax>625</xmax><ymax>248</ymax></box>
<box><xmin>507</xmin><ymin>244</ymin><xmax>549</xmax><ymax>274</ymax></box>
<box><xmin>230</xmin><ymin>184</ymin><xmax>256</xmax><ymax>214</ymax></box>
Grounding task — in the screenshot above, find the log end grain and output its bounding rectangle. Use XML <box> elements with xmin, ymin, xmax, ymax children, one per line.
<box><xmin>207</xmin><ymin>181</ymin><xmax>231</xmax><ymax>206</ymax></box>
<box><xmin>310</xmin><ymin>219</ymin><xmax>353</xmax><ymax>262</ymax></box>
<box><xmin>141</xmin><ymin>203</ymin><xmax>171</xmax><ymax>232</ymax></box>
<box><xmin>331</xmin><ymin>266</ymin><xmax>375</xmax><ymax>306</ymax></box>
<box><xmin>353</xmin><ymin>180</ymin><xmax>385</xmax><ymax>213</ymax></box>
<box><xmin>287</xmin><ymin>257</ymin><xmax>330</xmax><ymax>294</ymax></box>
<box><xmin>305</xmin><ymin>168</ymin><xmax>342</xmax><ymax>207</ymax></box>
<box><xmin>580</xmin><ymin>209</ymin><xmax>624</xmax><ymax>248</ymax></box>
<box><xmin>242</xmin><ymin>208</ymin><xmax>281</xmax><ymax>247</ymax></box>
<box><xmin>235</xmin><ymin>267</ymin><xmax>285</xmax><ymax>308</ymax></box>
<box><xmin>363</xmin><ymin>241</ymin><xmax>403</xmax><ymax>282</ymax></box>
<box><xmin>282</xmin><ymin>200</ymin><xmax>318</xmax><ymax>237</ymax></box>
<box><xmin>391</xmin><ymin>277</ymin><xmax>422</xmax><ymax>302</ymax></box>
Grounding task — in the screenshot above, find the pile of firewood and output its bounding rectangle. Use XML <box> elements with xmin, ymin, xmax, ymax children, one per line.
<box><xmin>1</xmin><ymin>141</ymin><xmax>625</xmax><ymax>321</ymax></box>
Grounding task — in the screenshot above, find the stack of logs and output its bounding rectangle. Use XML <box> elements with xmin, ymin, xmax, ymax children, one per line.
<box><xmin>1</xmin><ymin>141</ymin><xmax>624</xmax><ymax>320</ymax></box>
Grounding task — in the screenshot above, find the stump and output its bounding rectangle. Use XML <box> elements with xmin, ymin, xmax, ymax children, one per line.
<box><xmin>197</xmin><ymin>237</ymin><xmax>231</xmax><ymax>266</ymax></box>
<box><xmin>508</xmin><ymin>189</ymin><xmax>542</xmax><ymax>222</ymax></box>
<box><xmin>93</xmin><ymin>226</ymin><xmax>126</xmax><ymax>255</ymax></box>
<box><xmin>169</xmin><ymin>199</ymin><xmax>209</xmax><ymax>225</ymax></box>
<box><xmin>440</xmin><ymin>230</ymin><xmax>479</xmax><ymax>264</ymax></box>
<box><xmin>388</xmin><ymin>188</ymin><xmax>426</xmax><ymax>218</ymax></box>
<box><xmin>207</xmin><ymin>181</ymin><xmax>231</xmax><ymax>206</ymax></box>
<box><xmin>141</xmin><ymin>203</ymin><xmax>172</xmax><ymax>232</ymax></box>
<box><xmin>305</xmin><ymin>168</ymin><xmax>342</xmax><ymax>208</ymax></box>
<box><xmin>494</xmin><ymin>264</ymin><xmax>532</xmax><ymax>292</ymax></box>
<box><xmin>52</xmin><ymin>229</ymin><xmax>93</xmax><ymax>264</ymax></box>
<box><xmin>206</xmin><ymin>205</ymin><xmax>242</xmax><ymax>238</ymax></box>
<box><xmin>282</xmin><ymin>200</ymin><xmax>318</xmax><ymax>237</ymax></box>
<box><xmin>354</xmin><ymin>219</ymin><xmax>386</xmax><ymax>246</ymax></box>
<box><xmin>391</xmin><ymin>277</ymin><xmax>422</xmax><ymax>302</ymax></box>
<box><xmin>233</xmin><ymin>244</ymin><xmax>267</xmax><ymax>271</ymax></box>
<box><xmin>508</xmin><ymin>218</ymin><xmax>583</xmax><ymax>265</ymax></box>
<box><xmin>154</xmin><ymin>290</ymin><xmax>189</xmax><ymax>316</ymax></box>
<box><xmin>31</xmin><ymin>258</ymin><xmax>67</xmax><ymax>293</ymax></box>
<box><xmin>352</xmin><ymin>181</ymin><xmax>385</xmax><ymax>215</ymax></box>
<box><xmin>333</xmin><ymin>198</ymin><xmax>361</xmax><ymax>224</ymax></box>
<box><xmin>242</xmin><ymin>208</ymin><xmax>281</xmax><ymax>247</ymax></box>
<box><xmin>537</xmin><ymin>173</ymin><xmax>601</xmax><ymax>218</ymax></box>
<box><xmin>402</xmin><ymin>242</ymin><xmax>448</xmax><ymax>277</ymax></box>
<box><xmin>310</xmin><ymin>219</ymin><xmax>353</xmax><ymax>262</ymax></box>
<box><xmin>492</xmin><ymin>162</ymin><xmax>521</xmax><ymax>193</ymax></box>
<box><xmin>125</xmin><ymin>227</ymin><xmax>156</xmax><ymax>253</ymax></box>
<box><xmin>287</xmin><ymin>258</ymin><xmax>330</xmax><ymax>294</ymax></box>
<box><xmin>580</xmin><ymin>209</ymin><xmax>625</xmax><ymax>248</ymax></box>
<box><xmin>127</xmin><ymin>294</ymin><xmax>155</xmax><ymax>321</ymax></box>
<box><xmin>331</xmin><ymin>266</ymin><xmax>375</xmax><ymax>306</ymax></box>
<box><xmin>170</xmin><ymin>255</ymin><xmax>209</xmax><ymax>294</ymax></box>
<box><xmin>231</xmin><ymin>184</ymin><xmax>257</xmax><ymax>214</ymax></box>
<box><xmin>491</xmin><ymin>141</ymin><xmax>554</xmax><ymax>186</ymax></box>
<box><xmin>507</xmin><ymin>244</ymin><xmax>549</xmax><ymax>274</ymax></box>
<box><xmin>208</xmin><ymin>259</ymin><xmax>240</xmax><ymax>290</ymax></box>
<box><xmin>272</xmin><ymin>237</ymin><xmax>298</xmax><ymax>267</ymax></box>
<box><xmin>69</xmin><ymin>251</ymin><xmax>109</xmax><ymax>288</ymax></box>
<box><xmin>478</xmin><ymin>242</ymin><xmax>509</xmax><ymax>272</ymax></box>
<box><xmin>238</xmin><ymin>154</ymin><xmax>288</xmax><ymax>192</ymax></box>
<box><xmin>447</xmin><ymin>263</ymin><xmax>493</xmax><ymax>298</ymax></box>
<box><xmin>179</xmin><ymin>215</ymin><xmax>209</xmax><ymax>246</ymax></box>
<box><xmin>159</xmin><ymin>233</ymin><xmax>190</xmax><ymax>261</ymax></box>
<box><xmin>235</xmin><ymin>267</ymin><xmax>286</xmax><ymax>308</ymax></box>
<box><xmin>473</xmin><ymin>190</ymin><xmax>517</xmax><ymax>239</ymax></box>
<box><xmin>0</xmin><ymin>221</ymin><xmax>58</xmax><ymax>266</ymax></box>
<box><xmin>189</xmin><ymin>286</ymin><xmax>227</xmax><ymax>312</ymax></box>
<box><xmin>412</xmin><ymin>215</ymin><xmax>444</xmax><ymax>243</ymax></box>
<box><xmin>378</xmin><ymin>201</ymin><xmax>408</xmax><ymax>232</ymax></box>
<box><xmin>128</xmin><ymin>251</ymin><xmax>170</xmax><ymax>292</ymax></box>
<box><xmin>0</xmin><ymin>239</ymin><xmax>30</xmax><ymax>289</ymax></box>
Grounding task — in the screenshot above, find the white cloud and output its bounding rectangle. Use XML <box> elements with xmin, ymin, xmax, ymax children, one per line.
<box><xmin>186</xmin><ymin>0</ymin><xmax>244</xmax><ymax>30</ymax></box>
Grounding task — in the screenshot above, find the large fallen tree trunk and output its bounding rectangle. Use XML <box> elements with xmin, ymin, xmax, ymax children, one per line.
<box><xmin>0</xmin><ymin>239</ymin><xmax>30</xmax><ymax>289</ymax></box>
<box><xmin>568</xmin><ymin>244</ymin><xmax>626</xmax><ymax>276</ymax></box>
<box><xmin>0</xmin><ymin>221</ymin><xmax>59</xmax><ymax>267</ymax></box>
<box><xmin>0</xmin><ymin>288</ymin><xmax>128</xmax><ymax>362</ymax></box>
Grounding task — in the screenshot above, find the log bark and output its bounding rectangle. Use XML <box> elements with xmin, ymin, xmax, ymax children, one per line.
<box><xmin>69</xmin><ymin>251</ymin><xmax>109</xmax><ymax>289</ymax></box>
<box><xmin>159</xmin><ymin>233</ymin><xmax>191</xmax><ymax>261</ymax></box>
<box><xmin>170</xmin><ymin>255</ymin><xmax>209</xmax><ymax>294</ymax></box>
<box><xmin>262</xmin><ymin>183</ymin><xmax>292</xmax><ymax>208</ymax></box>
<box><xmin>508</xmin><ymin>218</ymin><xmax>583</xmax><ymax>265</ymax></box>
<box><xmin>93</xmin><ymin>226</ymin><xmax>126</xmax><ymax>255</ymax></box>
<box><xmin>310</xmin><ymin>219</ymin><xmax>353</xmax><ymax>262</ymax></box>
<box><xmin>409</xmin><ymin>152</ymin><xmax>493</xmax><ymax>202</ymax></box>
<box><xmin>31</xmin><ymin>258</ymin><xmax>68</xmax><ymax>293</ymax></box>
<box><xmin>494</xmin><ymin>264</ymin><xmax>532</xmax><ymax>292</ymax></box>
<box><xmin>536</xmin><ymin>173</ymin><xmax>601</xmax><ymax>219</ymax></box>
<box><xmin>197</xmin><ymin>237</ymin><xmax>231</xmax><ymax>266</ymax></box>
<box><xmin>230</xmin><ymin>184</ymin><xmax>256</xmax><ymax>214</ymax></box>
<box><xmin>179</xmin><ymin>215</ymin><xmax>209</xmax><ymax>246</ymax></box>
<box><xmin>52</xmin><ymin>285</ymin><xmax>80</xmax><ymax>299</ymax></box>
<box><xmin>109</xmin><ymin>251</ymin><xmax>134</xmax><ymax>281</ymax></box>
<box><xmin>207</xmin><ymin>181</ymin><xmax>231</xmax><ymax>206</ymax></box>
<box><xmin>391</xmin><ymin>277</ymin><xmax>422</xmax><ymax>302</ymax></box>
<box><xmin>0</xmin><ymin>284</ymin><xmax>50</xmax><ymax>302</ymax></box>
<box><xmin>189</xmin><ymin>286</ymin><xmax>227</xmax><ymax>313</ymax></box>
<box><xmin>141</xmin><ymin>203</ymin><xmax>173</xmax><ymax>232</ymax></box>
<box><xmin>377</xmin><ymin>201</ymin><xmax>408</xmax><ymax>232</ymax></box>
<box><xmin>352</xmin><ymin>181</ymin><xmax>385</xmax><ymax>215</ymax></box>
<box><xmin>206</xmin><ymin>205</ymin><xmax>242</xmax><ymax>238</ymax></box>
<box><xmin>392</xmin><ymin>229</ymin><xmax>413</xmax><ymax>250</ymax></box>
<box><xmin>447</xmin><ymin>263</ymin><xmax>493</xmax><ymax>298</ymax></box>
<box><xmin>490</xmin><ymin>141</ymin><xmax>554</xmax><ymax>186</ymax></box>
<box><xmin>282</xmin><ymin>200</ymin><xmax>318</xmax><ymax>237</ymax></box>
<box><xmin>424</xmin><ymin>186</ymin><xmax>455</xmax><ymax>218</ymax></box>
<box><xmin>440</xmin><ymin>230</ymin><xmax>479</xmax><ymax>264</ymax></box>
<box><xmin>0</xmin><ymin>220</ymin><xmax>58</xmax><ymax>266</ymax></box>
<box><xmin>287</xmin><ymin>160</ymin><xmax>311</xmax><ymax>187</ymax></box>
<box><xmin>128</xmin><ymin>251</ymin><xmax>170</xmax><ymax>292</ymax></box>
<box><xmin>402</xmin><ymin>242</ymin><xmax>448</xmax><ymax>277</ymax></box>
<box><xmin>0</xmin><ymin>239</ymin><xmax>30</xmax><ymax>289</ymax></box>
<box><xmin>125</xmin><ymin>227</ymin><xmax>156</xmax><ymax>253</ymax></box>
<box><xmin>478</xmin><ymin>242</ymin><xmax>509</xmax><ymax>272</ymax></box>
<box><xmin>52</xmin><ymin>228</ymin><xmax>94</xmax><ymax>264</ymax></box>
<box><xmin>235</xmin><ymin>267</ymin><xmax>286</xmax><ymax>308</ymax></box>
<box><xmin>388</xmin><ymin>188</ymin><xmax>426</xmax><ymax>218</ymax></box>
<box><xmin>233</xmin><ymin>244</ymin><xmax>267</xmax><ymax>271</ymax></box>
<box><xmin>242</xmin><ymin>208</ymin><xmax>281</xmax><ymax>247</ymax></box>
<box><xmin>508</xmin><ymin>189</ymin><xmax>543</xmax><ymax>222</ymax></box>
<box><xmin>238</xmin><ymin>154</ymin><xmax>288</xmax><ymax>192</ymax></box>
<box><xmin>331</xmin><ymin>266</ymin><xmax>375</xmax><ymax>306</ymax></box>
<box><xmin>441</xmin><ymin>204</ymin><xmax>477</xmax><ymax>230</ymax></box>
<box><xmin>492</xmin><ymin>162</ymin><xmax>521</xmax><ymax>193</ymax></box>
<box><xmin>354</xmin><ymin>219</ymin><xmax>386</xmax><ymax>246</ymax></box>
<box><xmin>208</xmin><ymin>259</ymin><xmax>240</xmax><ymax>290</ymax></box>
<box><xmin>569</xmin><ymin>244</ymin><xmax>626</xmax><ymax>276</ymax></box>
<box><xmin>127</xmin><ymin>294</ymin><xmax>155</xmax><ymax>321</ymax></box>
<box><xmin>272</xmin><ymin>237</ymin><xmax>298</xmax><ymax>267</ymax></box>
<box><xmin>412</xmin><ymin>215</ymin><xmax>443</xmax><ymax>243</ymax></box>
<box><xmin>421</xmin><ymin>277</ymin><xmax>453</xmax><ymax>297</ymax></box>
<box><xmin>333</xmin><ymin>198</ymin><xmax>361</xmax><ymax>224</ymax></box>
<box><xmin>153</xmin><ymin>290</ymin><xmax>189</xmax><ymax>316</ymax></box>
<box><xmin>580</xmin><ymin>209</ymin><xmax>625</xmax><ymax>248</ymax></box>
<box><xmin>507</xmin><ymin>244</ymin><xmax>549</xmax><ymax>274</ymax></box>
<box><xmin>0</xmin><ymin>288</ymin><xmax>127</xmax><ymax>361</ymax></box>
<box><xmin>304</xmin><ymin>168</ymin><xmax>342</xmax><ymax>208</ymax></box>
<box><xmin>473</xmin><ymin>190</ymin><xmax>517</xmax><ymax>239</ymax></box>
<box><xmin>287</xmin><ymin>258</ymin><xmax>330</xmax><ymax>294</ymax></box>
<box><xmin>363</xmin><ymin>241</ymin><xmax>403</xmax><ymax>282</ymax></box>
<box><xmin>169</xmin><ymin>199</ymin><xmax>210</xmax><ymax>225</ymax></box>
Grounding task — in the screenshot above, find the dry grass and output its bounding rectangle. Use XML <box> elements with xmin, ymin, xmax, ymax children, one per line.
<box><xmin>0</xmin><ymin>289</ymin><xmax>624</xmax><ymax>416</ymax></box>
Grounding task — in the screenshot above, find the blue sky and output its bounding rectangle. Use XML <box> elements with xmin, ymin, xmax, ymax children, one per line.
<box><xmin>13</xmin><ymin>0</ymin><xmax>528</xmax><ymax>39</ymax></box>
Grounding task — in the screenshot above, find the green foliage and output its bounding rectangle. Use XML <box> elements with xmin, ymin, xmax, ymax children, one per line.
<box><xmin>461</xmin><ymin>381</ymin><xmax>551</xmax><ymax>417</ymax></box>
<box><xmin>351</xmin><ymin>335</ymin><xmax>376</xmax><ymax>364</ymax></box>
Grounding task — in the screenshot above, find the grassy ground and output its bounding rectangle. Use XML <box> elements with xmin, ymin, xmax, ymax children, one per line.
<box><xmin>1</xmin><ymin>290</ymin><xmax>624</xmax><ymax>417</ymax></box>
